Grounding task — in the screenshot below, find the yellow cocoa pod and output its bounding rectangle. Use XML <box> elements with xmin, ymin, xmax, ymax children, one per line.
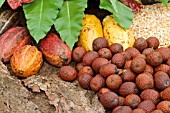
<box><xmin>78</xmin><ymin>14</ymin><xmax>103</xmax><ymax>51</ymax></box>
<box><xmin>102</xmin><ymin>15</ymin><xmax>135</xmax><ymax>50</ymax></box>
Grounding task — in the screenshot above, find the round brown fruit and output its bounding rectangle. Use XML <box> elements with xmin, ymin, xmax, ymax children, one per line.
<box><xmin>125</xmin><ymin>47</ymin><xmax>140</xmax><ymax>58</ymax></box>
<box><xmin>144</xmin><ymin>64</ymin><xmax>154</xmax><ymax>75</ymax></box>
<box><xmin>72</xmin><ymin>47</ymin><xmax>86</xmax><ymax>62</ymax></box>
<box><xmin>136</xmin><ymin>72</ymin><xmax>154</xmax><ymax>90</ymax></box>
<box><xmin>124</xmin><ymin>60</ymin><xmax>132</xmax><ymax>69</ymax></box>
<box><xmin>78</xmin><ymin>73</ymin><xmax>92</xmax><ymax>89</ymax></box>
<box><xmin>82</xmin><ymin>51</ymin><xmax>99</xmax><ymax>66</ymax></box>
<box><xmin>90</xmin><ymin>74</ymin><xmax>105</xmax><ymax>92</ymax></box>
<box><xmin>121</xmin><ymin>69</ymin><xmax>136</xmax><ymax>82</ymax></box>
<box><xmin>134</xmin><ymin>54</ymin><xmax>146</xmax><ymax>60</ymax></box>
<box><xmin>124</xmin><ymin>94</ymin><xmax>141</xmax><ymax>109</ymax></box>
<box><xmin>154</xmin><ymin>71</ymin><xmax>170</xmax><ymax>90</ymax></box>
<box><xmin>111</xmin><ymin>53</ymin><xmax>126</xmax><ymax>68</ymax></box>
<box><xmin>156</xmin><ymin>47</ymin><xmax>170</xmax><ymax>62</ymax></box>
<box><xmin>118</xmin><ymin>96</ymin><xmax>125</xmax><ymax>106</ymax></box>
<box><xmin>142</xmin><ymin>48</ymin><xmax>154</xmax><ymax>56</ymax></box>
<box><xmin>123</xmin><ymin>51</ymin><xmax>132</xmax><ymax>61</ymax></box>
<box><xmin>146</xmin><ymin>37</ymin><xmax>159</xmax><ymax>49</ymax></box>
<box><xmin>109</xmin><ymin>43</ymin><xmax>123</xmax><ymax>54</ymax></box>
<box><xmin>78</xmin><ymin>66</ymin><xmax>93</xmax><ymax>78</ymax></box>
<box><xmin>59</xmin><ymin>66</ymin><xmax>77</xmax><ymax>82</ymax></box>
<box><xmin>167</xmin><ymin>59</ymin><xmax>170</xmax><ymax>66</ymax></box>
<box><xmin>160</xmin><ymin>87</ymin><xmax>170</xmax><ymax>101</ymax></box>
<box><xmin>132</xmin><ymin>109</ymin><xmax>146</xmax><ymax>113</ymax></box>
<box><xmin>156</xmin><ymin>101</ymin><xmax>170</xmax><ymax>113</ymax></box>
<box><xmin>106</xmin><ymin>74</ymin><xmax>122</xmax><ymax>90</ymax></box>
<box><xmin>140</xmin><ymin>89</ymin><xmax>160</xmax><ymax>104</ymax></box>
<box><xmin>146</xmin><ymin>52</ymin><xmax>163</xmax><ymax>67</ymax></box>
<box><xmin>134</xmin><ymin>38</ymin><xmax>148</xmax><ymax>52</ymax></box>
<box><xmin>112</xmin><ymin>106</ymin><xmax>132</xmax><ymax>113</ymax></box>
<box><xmin>99</xmin><ymin>91</ymin><xmax>119</xmax><ymax>109</ymax></box>
<box><xmin>137</xmin><ymin>100</ymin><xmax>155</xmax><ymax>113</ymax></box>
<box><xmin>131</xmin><ymin>57</ymin><xmax>146</xmax><ymax>74</ymax></box>
<box><xmin>98</xmin><ymin>48</ymin><xmax>112</xmax><ymax>59</ymax></box>
<box><xmin>93</xmin><ymin>37</ymin><xmax>108</xmax><ymax>51</ymax></box>
<box><xmin>92</xmin><ymin>57</ymin><xmax>108</xmax><ymax>73</ymax></box>
<box><xmin>151</xmin><ymin>110</ymin><xmax>163</xmax><ymax>113</ymax></box>
<box><xmin>75</xmin><ymin>62</ymin><xmax>84</xmax><ymax>71</ymax></box>
<box><xmin>155</xmin><ymin>64</ymin><xmax>170</xmax><ymax>73</ymax></box>
<box><xmin>98</xmin><ymin>87</ymin><xmax>111</xmax><ymax>98</ymax></box>
<box><xmin>99</xmin><ymin>63</ymin><xmax>118</xmax><ymax>78</ymax></box>
<box><xmin>119</xmin><ymin>82</ymin><xmax>139</xmax><ymax>97</ymax></box>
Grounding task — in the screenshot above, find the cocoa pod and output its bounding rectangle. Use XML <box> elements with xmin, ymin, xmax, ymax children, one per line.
<box><xmin>40</xmin><ymin>33</ymin><xmax>72</xmax><ymax>67</ymax></box>
<box><xmin>0</xmin><ymin>9</ymin><xmax>20</xmax><ymax>35</ymax></box>
<box><xmin>0</xmin><ymin>26</ymin><xmax>32</xmax><ymax>63</ymax></box>
<box><xmin>10</xmin><ymin>45</ymin><xmax>43</xmax><ymax>77</ymax></box>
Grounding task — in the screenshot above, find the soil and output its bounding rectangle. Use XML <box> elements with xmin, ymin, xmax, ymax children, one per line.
<box><xmin>0</xmin><ymin>61</ymin><xmax>105</xmax><ymax>113</ymax></box>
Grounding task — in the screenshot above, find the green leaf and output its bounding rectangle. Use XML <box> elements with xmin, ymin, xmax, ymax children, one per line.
<box><xmin>23</xmin><ymin>0</ymin><xmax>63</xmax><ymax>43</ymax></box>
<box><xmin>160</xmin><ymin>0</ymin><xmax>168</xmax><ymax>7</ymax></box>
<box><xmin>100</xmin><ymin>0</ymin><xmax>134</xmax><ymax>29</ymax></box>
<box><xmin>0</xmin><ymin>0</ymin><xmax>5</xmax><ymax>8</ymax></box>
<box><xmin>54</xmin><ymin>0</ymin><xmax>87</xmax><ymax>50</ymax></box>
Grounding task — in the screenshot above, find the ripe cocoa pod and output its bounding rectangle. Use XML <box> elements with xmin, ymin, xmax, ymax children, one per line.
<box><xmin>10</xmin><ymin>45</ymin><xmax>43</xmax><ymax>77</ymax></box>
<box><xmin>0</xmin><ymin>26</ymin><xmax>32</xmax><ymax>63</ymax></box>
<box><xmin>0</xmin><ymin>9</ymin><xmax>20</xmax><ymax>35</ymax></box>
<box><xmin>40</xmin><ymin>33</ymin><xmax>72</xmax><ymax>67</ymax></box>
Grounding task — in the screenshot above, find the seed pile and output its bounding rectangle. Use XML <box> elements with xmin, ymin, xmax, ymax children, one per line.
<box><xmin>59</xmin><ymin>37</ymin><xmax>170</xmax><ymax>113</ymax></box>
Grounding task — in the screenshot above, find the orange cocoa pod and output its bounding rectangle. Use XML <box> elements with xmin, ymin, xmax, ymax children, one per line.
<box><xmin>0</xmin><ymin>26</ymin><xmax>32</xmax><ymax>63</ymax></box>
<box><xmin>10</xmin><ymin>45</ymin><xmax>43</xmax><ymax>77</ymax></box>
<box><xmin>40</xmin><ymin>33</ymin><xmax>72</xmax><ymax>67</ymax></box>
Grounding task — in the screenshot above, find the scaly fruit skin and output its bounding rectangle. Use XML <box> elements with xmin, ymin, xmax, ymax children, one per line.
<box><xmin>10</xmin><ymin>45</ymin><xmax>43</xmax><ymax>77</ymax></box>
<box><xmin>0</xmin><ymin>26</ymin><xmax>32</xmax><ymax>63</ymax></box>
<box><xmin>40</xmin><ymin>33</ymin><xmax>72</xmax><ymax>67</ymax></box>
<box><xmin>102</xmin><ymin>15</ymin><xmax>135</xmax><ymax>50</ymax></box>
<box><xmin>78</xmin><ymin>14</ymin><xmax>103</xmax><ymax>51</ymax></box>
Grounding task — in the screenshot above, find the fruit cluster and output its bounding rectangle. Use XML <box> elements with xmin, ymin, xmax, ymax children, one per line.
<box><xmin>59</xmin><ymin>37</ymin><xmax>170</xmax><ymax>113</ymax></box>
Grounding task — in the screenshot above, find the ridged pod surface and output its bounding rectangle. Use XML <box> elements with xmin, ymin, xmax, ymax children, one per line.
<box><xmin>103</xmin><ymin>15</ymin><xmax>135</xmax><ymax>50</ymax></box>
<box><xmin>78</xmin><ymin>14</ymin><xmax>103</xmax><ymax>51</ymax></box>
<box><xmin>10</xmin><ymin>45</ymin><xmax>43</xmax><ymax>77</ymax></box>
<box><xmin>40</xmin><ymin>33</ymin><xmax>72</xmax><ymax>67</ymax></box>
<box><xmin>0</xmin><ymin>26</ymin><xmax>32</xmax><ymax>63</ymax></box>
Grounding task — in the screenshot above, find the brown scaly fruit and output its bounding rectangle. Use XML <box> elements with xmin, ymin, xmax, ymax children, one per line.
<box><xmin>40</xmin><ymin>33</ymin><xmax>72</xmax><ymax>67</ymax></box>
<box><xmin>82</xmin><ymin>51</ymin><xmax>99</xmax><ymax>66</ymax></box>
<box><xmin>140</xmin><ymin>89</ymin><xmax>160</xmax><ymax>104</ymax></box>
<box><xmin>99</xmin><ymin>91</ymin><xmax>119</xmax><ymax>109</ymax></box>
<box><xmin>99</xmin><ymin>63</ymin><xmax>118</xmax><ymax>78</ymax></box>
<box><xmin>154</xmin><ymin>71</ymin><xmax>170</xmax><ymax>90</ymax></box>
<box><xmin>124</xmin><ymin>94</ymin><xmax>141</xmax><ymax>109</ymax></box>
<box><xmin>146</xmin><ymin>37</ymin><xmax>160</xmax><ymax>49</ymax></box>
<box><xmin>146</xmin><ymin>52</ymin><xmax>163</xmax><ymax>67</ymax></box>
<box><xmin>98</xmin><ymin>87</ymin><xmax>111</xmax><ymax>98</ymax></box>
<box><xmin>92</xmin><ymin>57</ymin><xmax>108</xmax><ymax>73</ymax></box>
<box><xmin>106</xmin><ymin>74</ymin><xmax>122</xmax><ymax>90</ymax></box>
<box><xmin>134</xmin><ymin>38</ymin><xmax>148</xmax><ymax>52</ymax></box>
<box><xmin>155</xmin><ymin>64</ymin><xmax>170</xmax><ymax>73</ymax></box>
<box><xmin>118</xmin><ymin>96</ymin><xmax>125</xmax><ymax>106</ymax></box>
<box><xmin>58</xmin><ymin>66</ymin><xmax>77</xmax><ymax>82</ymax></box>
<box><xmin>111</xmin><ymin>53</ymin><xmax>126</xmax><ymax>68</ymax></box>
<box><xmin>112</xmin><ymin>106</ymin><xmax>132</xmax><ymax>113</ymax></box>
<box><xmin>124</xmin><ymin>60</ymin><xmax>132</xmax><ymax>69</ymax></box>
<box><xmin>123</xmin><ymin>51</ymin><xmax>132</xmax><ymax>61</ymax></box>
<box><xmin>119</xmin><ymin>82</ymin><xmax>139</xmax><ymax>97</ymax></box>
<box><xmin>90</xmin><ymin>74</ymin><xmax>105</xmax><ymax>92</ymax></box>
<box><xmin>142</xmin><ymin>48</ymin><xmax>154</xmax><ymax>56</ymax></box>
<box><xmin>92</xmin><ymin>37</ymin><xmax>108</xmax><ymax>51</ymax></box>
<box><xmin>132</xmin><ymin>109</ymin><xmax>146</xmax><ymax>113</ymax></box>
<box><xmin>156</xmin><ymin>101</ymin><xmax>170</xmax><ymax>113</ymax></box>
<box><xmin>0</xmin><ymin>26</ymin><xmax>32</xmax><ymax>63</ymax></box>
<box><xmin>151</xmin><ymin>110</ymin><xmax>163</xmax><ymax>113</ymax></box>
<box><xmin>78</xmin><ymin>66</ymin><xmax>93</xmax><ymax>78</ymax></box>
<box><xmin>136</xmin><ymin>72</ymin><xmax>154</xmax><ymax>90</ymax></box>
<box><xmin>98</xmin><ymin>48</ymin><xmax>112</xmax><ymax>59</ymax></box>
<box><xmin>167</xmin><ymin>59</ymin><xmax>170</xmax><ymax>66</ymax></box>
<box><xmin>10</xmin><ymin>45</ymin><xmax>43</xmax><ymax>77</ymax></box>
<box><xmin>75</xmin><ymin>62</ymin><xmax>84</xmax><ymax>71</ymax></box>
<box><xmin>121</xmin><ymin>69</ymin><xmax>136</xmax><ymax>82</ymax></box>
<box><xmin>78</xmin><ymin>73</ymin><xmax>92</xmax><ymax>90</ymax></box>
<box><xmin>160</xmin><ymin>87</ymin><xmax>170</xmax><ymax>101</ymax></box>
<box><xmin>109</xmin><ymin>43</ymin><xmax>123</xmax><ymax>54</ymax></box>
<box><xmin>131</xmin><ymin>57</ymin><xmax>146</xmax><ymax>74</ymax></box>
<box><xmin>137</xmin><ymin>100</ymin><xmax>155</xmax><ymax>113</ymax></box>
<box><xmin>156</xmin><ymin>47</ymin><xmax>170</xmax><ymax>62</ymax></box>
<box><xmin>72</xmin><ymin>47</ymin><xmax>86</xmax><ymax>62</ymax></box>
<box><xmin>125</xmin><ymin>47</ymin><xmax>140</xmax><ymax>58</ymax></box>
<box><xmin>144</xmin><ymin>64</ymin><xmax>154</xmax><ymax>75</ymax></box>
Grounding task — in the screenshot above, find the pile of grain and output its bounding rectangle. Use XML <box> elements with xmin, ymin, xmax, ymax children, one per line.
<box><xmin>131</xmin><ymin>3</ymin><xmax>170</xmax><ymax>47</ymax></box>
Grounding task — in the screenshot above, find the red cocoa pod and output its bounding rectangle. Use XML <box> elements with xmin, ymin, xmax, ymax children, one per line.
<box><xmin>40</xmin><ymin>33</ymin><xmax>72</xmax><ymax>67</ymax></box>
<box><xmin>0</xmin><ymin>26</ymin><xmax>32</xmax><ymax>63</ymax></box>
<box><xmin>10</xmin><ymin>45</ymin><xmax>43</xmax><ymax>77</ymax></box>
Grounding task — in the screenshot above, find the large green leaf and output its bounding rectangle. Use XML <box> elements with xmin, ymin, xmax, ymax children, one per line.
<box><xmin>0</xmin><ymin>0</ymin><xmax>5</xmax><ymax>8</ymax></box>
<box><xmin>23</xmin><ymin>0</ymin><xmax>63</xmax><ymax>43</ymax></box>
<box><xmin>54</xmin><ymin>0</ymin><xmax>87</xmax><ymax>50</ymax></box>
<box><xmin>160</xmin><ymin>0</ymin><xmax>168</xmax><ymax>7</ymax></box>
<box><xmin>100</xmin><ymin>0</ymin><xmax>134</xmax><ymax>29</ymax></box>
